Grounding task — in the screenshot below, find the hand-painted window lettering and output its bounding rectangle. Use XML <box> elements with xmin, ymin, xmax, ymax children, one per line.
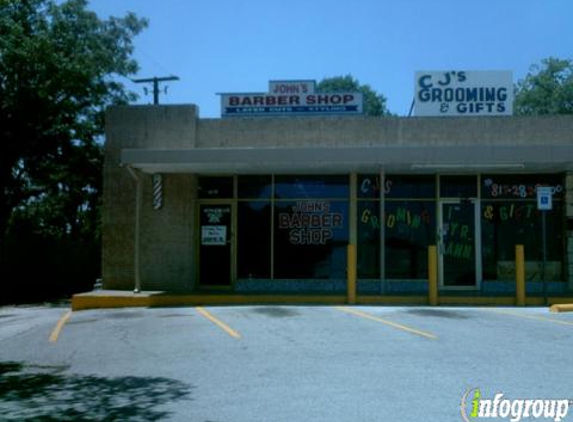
<box><xmin>358</xmin><ymin>175</ymin><xmax>436</xmax><ymax>199</ymax></box>
<box><xmin>483</xmin><ymin>178</ymin><xmax>563</xmax><ymax>199</ymax></box>
<box><xmin>277</xmin><ymin>201</ymin><xmax>344</xmax><ymax>245</ymax></box>
<box><xmin>385</xmin><ymin>206</ymin><xmax>431</xmax><ymax>230</ymax></box>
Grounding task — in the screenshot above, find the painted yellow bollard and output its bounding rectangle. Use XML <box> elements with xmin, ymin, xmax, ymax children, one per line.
<box><xmin>347</xmin><ymin>244</ymin><xmax>357</xmax><ymax>305</ymax></box>
<box><xmin>428</xmin><ymin>245</ymin><xmax>438</xmax><ymax>306</ymax></box>
<box><xmin>515</xmin><ymin>244</ymin><xmax>525</xmax><ymax>306</ymax></box>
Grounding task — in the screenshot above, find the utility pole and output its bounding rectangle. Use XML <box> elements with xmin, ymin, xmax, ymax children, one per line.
<box><xmin>132</xmin><ymin>76</ymin><xmax>180</xmax><ymax>105</ymax></box>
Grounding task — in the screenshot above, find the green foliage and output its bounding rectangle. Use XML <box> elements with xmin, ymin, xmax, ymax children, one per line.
<box><xmin>317</xmin><ymin>75</ymin><xmax>391</xmax><ymax>116</ymax></box>
<box><xmin>0</xmin><ymin>0</ymin><xmax>147</xmax><ymax>241</ymax></box>
<box><xmin>514</xmin><ymin>57</ymin><xmax>573</xmax><ymax>115</ymax></box>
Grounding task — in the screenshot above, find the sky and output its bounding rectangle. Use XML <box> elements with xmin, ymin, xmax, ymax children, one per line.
<box><xmin>87</xmin><ymin>0</ymin><xmax>573</xmax><ymax>117</ymax></box>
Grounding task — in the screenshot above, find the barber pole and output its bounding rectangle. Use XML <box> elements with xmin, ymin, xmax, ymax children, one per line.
<box><xmin>153</xmin><ymin>174</ymin><xmax>163</xmax><ymax>210</ymax></box>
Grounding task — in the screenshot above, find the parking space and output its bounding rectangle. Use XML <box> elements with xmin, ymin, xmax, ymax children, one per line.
<box><xmin>1</xmin><ymin>305</ymin><xmax>573</xmax><ymax>421</ymax></box>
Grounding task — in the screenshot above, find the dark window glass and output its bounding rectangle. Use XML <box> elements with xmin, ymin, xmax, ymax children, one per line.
<box><xmin>198</xmin><ymin>177</ymin><xmax>233</xmax><ymax>199</ymax></box>
<box><xmin>386</xmin><ymin>175</ymin><xmax>436</xmax><ymax>199</ymax></box>
<box><xmin>199</xmin><ymin>205</ymin><xmax>232</xmax><ymax>286</ymax></box>
<box><xmin>275</xmin><ymin>175</ymin><xmax>349</xmax><ymax>199</ymax></box>
<box><xmin>481</xmin><ymin>174</ymin><xmax>564</xmax><ymax>200</ymax></box>
<box><xmin>441</xmin><ymin>201</ymin><xmax>477</xmax><ymax>287</ymax></box>
<box><xmin>238</xmin><ymin>176</ymin><xmax>272</xmax><ymax>199</ymax></box>
<box><xmin>440</xmin><ymin>175</ymin><xmax>477</xmax><ymax>198</ymax></box>
<box><xmin>481</xmin><ymin>201</ymin><xmax>563</xmax><ymax>281</ymax></box>
<box><xmin>238</xmin><ymin>202</ymin><xmax>271</xmax><ymax>278</ymax></box>
<box><xmin>358</xmin><ymin>201</ymin><xmax>380</xmax><ymax>278</ymax></box>
<box><xmin>385</xmin><ymin>201</ymin><xmax>436</xmax><ymax>279</ymax></box>
<box><xmin>274</xmin><ymin>200</ymin><xmax>348</xmax><ymax>278</ymax></box>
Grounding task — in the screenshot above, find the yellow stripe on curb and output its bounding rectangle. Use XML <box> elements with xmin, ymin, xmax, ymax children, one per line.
<box><xmin>487</xmin><ymin>308</ymin><xmax>573</xmax><ymax>327</ymax></box>
<box><xmin>196</xmin><ymin>307</ymin><xmax>241</xmax><ymax>339</ymax></box>
<box><xmin>49</xmin><ymin>310</ymin><xmax>72</xmax><ymax>343</ymax></box>
<box><xmin>336</xmin><ymin>306</ymin><xmax>438</xmax><ymax>340</ymax></box>
<box><xmin>550</xmin><ymin>304</ymin><xmax>573</xmax><ymax>313</ymax></box>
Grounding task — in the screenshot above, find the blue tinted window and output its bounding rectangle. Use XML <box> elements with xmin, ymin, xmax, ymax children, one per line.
<box><xmin>275</xmin><ymin>175</ymin><xmax>349</xmax><ymax>199</ymax></box>
<box><xmin>274</xmin><ymin>200</ymin><xmax>348</xmax><ymax>278</ymax></box>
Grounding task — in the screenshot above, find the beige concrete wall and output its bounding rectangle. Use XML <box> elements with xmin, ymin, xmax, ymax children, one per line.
<box><xmin>197</xmin><ymin>115</ymin><xmax>573</xmax><ymax>148</ymax></box>
<box><xmin>103</xmin><ymin>105</ymin><xmax>573</xmax><ymax>291</ymax></box>
<box><xmin>103</xmin><ymin>105</ymin><xmax>198</xmax><ymax>290</ymax></box>
<box><xmin>139</xmin><ymin>173</ymin><xmax>196</xmax><ymax>291</ymax></box>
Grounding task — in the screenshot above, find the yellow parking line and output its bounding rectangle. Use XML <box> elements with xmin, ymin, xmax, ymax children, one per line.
<box><xmin>196</xmin><ymin>307</ymin><xmax>241</xmax><ymax>339</ymax></box>
<box><xmin>336</xmin><ymin>306</ymin><xmax>438</xmax><ymax>340</ymax></box>
<box><xmin>487</xmin><ymin>308</ymin><xmax>573</xmax><ymax>327</ymax></box>
<box><xmin>49</xmin><ymin>310</ymin><xmax>72</xmax><ymax>343</ymax></box>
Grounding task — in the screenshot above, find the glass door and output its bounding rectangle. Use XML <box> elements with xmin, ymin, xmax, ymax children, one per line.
<box><xmin>438</xmin><ymin>200</ymin><xmax>481</xmax><ymax>288</ymax></box>
<box><xmin>199</xmin><ymin>204</ymin><xmax>232</xmax><ymax>286</ymax></box>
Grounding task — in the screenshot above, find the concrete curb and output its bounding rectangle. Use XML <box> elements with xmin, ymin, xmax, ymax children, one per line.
<box><xmin>549</xmin><ymin>304</ymin><xmax>573</xmax><ymax>313</ymax></box>
<box><xmin>71</xmin><ymin>291</ymin><xmax>347</xmax><ymax>311</ymax></box>
<box><xmin>71</xmin><ymin>290</ymin><xmax>573</xmax><ymax>311</ymax></box>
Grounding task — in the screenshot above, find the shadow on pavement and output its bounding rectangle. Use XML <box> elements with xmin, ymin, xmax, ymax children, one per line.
<box><xmin>0</xmin><ymin>361</ymin><xmax>193</xmax><ymax>421</ymax></box>
<box><xmin>405</xmin><ymin>308</ymin><xmax>470</xmax><ymax>319</ymax></box>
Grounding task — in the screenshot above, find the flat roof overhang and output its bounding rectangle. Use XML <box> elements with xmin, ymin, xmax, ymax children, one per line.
<box><xmin>120</xmin><ymin>145</ymin><xmax>573</xmax><ymax>174</ymax></box>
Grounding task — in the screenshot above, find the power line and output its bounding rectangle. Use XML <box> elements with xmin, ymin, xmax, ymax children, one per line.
<box><xmin>138</xmin><ymin>50</ymin><xmax>174</xmax><ymax>76</ymax></box>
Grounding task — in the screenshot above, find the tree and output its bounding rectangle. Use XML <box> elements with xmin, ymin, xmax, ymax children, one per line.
<box><xmin>514</xmin><ymin>57</ymin><xmax>573</xmax><ymax>115</ymax></box>
<box><xmin>0</xmin><ymin>0</ymin><xmax>147</xmax><ymax>241</ymax></box>
<box><xmin>317</xmin><ymin>75</ymin><xmax>391</xmax><ymax>116</ymax></box>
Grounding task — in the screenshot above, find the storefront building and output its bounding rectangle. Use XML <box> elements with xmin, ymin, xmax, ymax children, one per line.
<box><xmin>102</xmin><ymin>105</ymin><xmax>573</xmax><ymax>299</ymax></box>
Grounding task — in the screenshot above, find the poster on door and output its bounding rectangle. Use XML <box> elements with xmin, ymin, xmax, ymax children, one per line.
<box><xmin>201</xmin><ymin>226</ymin><xmax>227</xmax><ymax>245</ymax></box>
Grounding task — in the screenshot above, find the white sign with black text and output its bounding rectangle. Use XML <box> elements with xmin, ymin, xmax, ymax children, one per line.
<box><xmin>414</xmin><ymin>71</ymin><xmax>513</xmax><ymax>117</ymax></box>
<box><xmin>220</xmin><ymin>79</ymin><xmax>363</xmax><ymax>117</ymax></box>
<box><xmin>201</xmin><ymin>226</ymin><xmax>227</xmax><ymax>245</ymax></box>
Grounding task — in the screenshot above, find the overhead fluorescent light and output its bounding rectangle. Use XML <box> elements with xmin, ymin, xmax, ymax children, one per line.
<box><xmin>411</xmin><ymin>163</ymin><xmax>525</xmax><ymax>170</ymax></box>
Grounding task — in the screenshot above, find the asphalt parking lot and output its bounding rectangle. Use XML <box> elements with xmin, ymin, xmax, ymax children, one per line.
<box><xmin>1</xmin><ymin>304</ymin><xmax>573</xmax><ymax>422</ymax></box>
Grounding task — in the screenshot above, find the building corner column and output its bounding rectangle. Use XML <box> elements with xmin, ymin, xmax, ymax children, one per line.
<box><xmin>349</xmin><ymin>173</ymin><xmax>358</xmax><ymax>299</ymax></box>
<box><xmin>126</xmin><ymin>166</ymin><xmax>143</xmax><ymax>293</ymax></box>
<box><xmin>565</xmin><ymin>173</ymin><xmax>573</xmax><ymax>291</ymax></box>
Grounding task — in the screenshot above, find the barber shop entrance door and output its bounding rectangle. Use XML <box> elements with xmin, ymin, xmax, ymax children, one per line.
<box><xmin>199</xmin><ymin>204</ymin><xmax>232</xmax><ymax>286</ymax></box>
<box><xmin>438</xmin><ymin>200</ymin><xmax>481</xmax><ymax>289</ymax></box>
